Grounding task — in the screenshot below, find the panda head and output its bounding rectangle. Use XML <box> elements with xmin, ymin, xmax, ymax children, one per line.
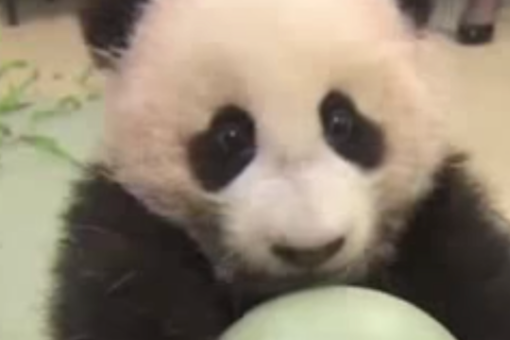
<box><xmin>82</xmin><ymin>0</ymin><xmax>446</xmax><ymax>289</ymax></box>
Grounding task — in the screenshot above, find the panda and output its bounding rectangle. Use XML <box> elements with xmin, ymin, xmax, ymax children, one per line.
<box><xmin>49</xmin><ymin>0</ymin><xmax>510</xmax><ymax>340</ymax></box>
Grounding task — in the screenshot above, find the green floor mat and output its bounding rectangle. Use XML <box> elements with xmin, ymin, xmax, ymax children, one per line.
<box><xmin>0</xmin><ymin>101</ymin><xmax>102</xmax><ymax>340</ymax></box>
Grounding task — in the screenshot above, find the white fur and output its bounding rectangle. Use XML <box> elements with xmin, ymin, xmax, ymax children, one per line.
<box><xmin>102</xmin><ymin>0</ymin><xmax>448</xmax><ymax>278</ymax></box>
<box><xmin>222</xmin><ymin>148</ymin><xmax>375</xmax><ymax>274</ymax></box>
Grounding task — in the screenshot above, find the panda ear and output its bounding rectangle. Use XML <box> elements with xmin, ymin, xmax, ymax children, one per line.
<box><xmin>79</xmin><ymin>0</ymin><xmax>150</xmax><ymax>68</ymax></box>
<box><xmin>397</xmin><ymin>0</ymin><xmax>435</xmax><ymax>28</ymax></box>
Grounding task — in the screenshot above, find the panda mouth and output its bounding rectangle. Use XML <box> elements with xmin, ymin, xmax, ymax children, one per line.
<box><xmin>219</xmin><ymin>264</ymin><xmax>347</xmax><ymax>297</ymax></box>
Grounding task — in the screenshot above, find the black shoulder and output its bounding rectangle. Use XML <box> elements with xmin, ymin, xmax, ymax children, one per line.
<box><xmin>62</xmin><ymin>166</ymin><xmax>169</xmax><ymax>238</ymax></box>
<box><xmin>383</xmin><ymin>155</ymin><xmax>510</xmax><ymax>340</ymax></box>
<box><xmin>50</xmin><ymin>167</ymin><xmax>235</xmax><ymax>340</ymax></box>
<box><xmin>79</xmin><ymin>0</ymin><xmax>150</xmax><ymax>68</ymax></box>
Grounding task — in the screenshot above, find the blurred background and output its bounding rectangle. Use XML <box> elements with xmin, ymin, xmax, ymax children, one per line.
<box><xmin>1</xmin><ymin>1</ymin><xmax>510</xmax><ymax>340</ymax></box>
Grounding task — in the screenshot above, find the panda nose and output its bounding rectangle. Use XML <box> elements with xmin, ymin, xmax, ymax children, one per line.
<box><xmin>272</xmin><ymin>237</ymin><xmax>345</xmax><ymax>268</ymax></box>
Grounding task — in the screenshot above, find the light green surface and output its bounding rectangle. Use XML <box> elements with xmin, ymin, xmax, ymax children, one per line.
<box><xmin>0</xmin><ymin>103</ymin><xmax>102</xmax><ymax>340</ymax></box>
<box><xmin>0</xmin><ymin>104</ymin><xmax>457</xmax><ymax>340</ymax></box>
<box><xmin>222</xmin><ymin>287</ymin><xmax>457</xmax><ymax>340</ymax></box>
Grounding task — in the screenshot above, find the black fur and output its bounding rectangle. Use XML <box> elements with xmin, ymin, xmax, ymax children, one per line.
<box><xmin>50</xmin><ymin>168</ymin><xmax>236</xmax><ymax>340</ymax></box>
<box><xmin>188</xmin><ymin>106</ymin><xmax>256</xmax><ymax>192</ymax></box>
<box><xmin>374</xmin><ymin>156</ymin><xmax>510</xmax><ymax>340</ymax></box>
<box><xmin>79</xmin><ymin>0</ymin><xmax>149</xmax><ymax>67</ymax></box>
<box><xmin>320</xmin><ymin>91</ymin><xmax>386</xmax><ymax>170</ymax></box>
<box><xmin>50</xmin><ymin>157</ymin><xmax>510</xmax><ymax>340</ymax></box>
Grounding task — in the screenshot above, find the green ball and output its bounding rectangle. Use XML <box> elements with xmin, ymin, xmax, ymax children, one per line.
<box><xmin>221</xmin><ymin>287</ymin><xmax>457</xmax><ymax>340</ymax></box>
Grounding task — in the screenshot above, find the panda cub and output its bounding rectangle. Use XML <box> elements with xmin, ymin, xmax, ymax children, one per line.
<box><xmin>50</xmin><ymin>0</ymin><xmax>510</xmax><ymax>340</ymax></box>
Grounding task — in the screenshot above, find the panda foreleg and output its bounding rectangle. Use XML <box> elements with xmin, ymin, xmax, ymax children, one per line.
<box><xmin>382</xmin><ymin>159</ymin><xmax>510</xmax><ymax>340</ymax></box>
<box><xmin>49</xmin><ymin>172</ymin><xmax>234</xmax><ymax>340</ymax></box>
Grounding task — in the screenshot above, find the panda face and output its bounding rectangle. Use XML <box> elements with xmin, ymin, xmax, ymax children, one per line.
<box><xmin>101</xmin><ymin>0</ymin><xmax>446</xmax><ymax>284</ymax></box>
<box><xmin>187</xmin><ymin>90</ymin><xmax>384</xmax><ymax>278</ymax></box>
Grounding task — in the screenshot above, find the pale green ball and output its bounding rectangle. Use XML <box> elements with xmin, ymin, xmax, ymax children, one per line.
<box><xmin>221</xmin><ymin>287</ymin><xmax>457</xmax><ymax>340</ymax></box>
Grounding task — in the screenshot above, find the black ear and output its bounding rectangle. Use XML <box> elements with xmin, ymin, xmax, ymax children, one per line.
<box><xmin>79</xmin><ymin>0</ymin><xmax>150</xmax><ymax>68</ymax></box>
<box><xmin>397</xmin><ymin>0</ymin><xmax>435</xmax><ymax>28</ymax></box>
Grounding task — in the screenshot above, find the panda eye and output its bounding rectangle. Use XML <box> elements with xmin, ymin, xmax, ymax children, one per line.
<box><xmin>213</xmin><ymin>108</ymin><xmax>255</xmax><ymax>158</ymax></box>
<box><xmin>321</xmin><ymin>93</ymin><xmax>355</xmax><ymax>143</ymax></box>
<box><xmin>189</xmin><ymin>105</ymin><xmax>256</xmax><ymax>191</ymax></box>
<box><xmin>319</xmin><ymin>91</ymin><xmax>385</xmax><ymax>169</ymax></box>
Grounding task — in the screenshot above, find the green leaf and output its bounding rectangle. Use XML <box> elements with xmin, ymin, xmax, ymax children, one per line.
<box><xmin>85</xmin><ymin>91</ymin><xmax>102</xmax><ymax>102</ymax></box>
<box><xmin>0</xmin><ymin>87</ymin><xmax>29</xmax><ymax>115</ymax></box>
<box><xmin>0</xmin><ymin>122</ymin><xmax>12</xmax><ymax>147</ymax></box>
<box><xmin>0</xmin><ymin>122</ymin><xmax>12</xmax><ymax>136</ymax></box>
<box><xmin>0</xmin><ymin>69</ymin><xmax>38</xmax><ymax>115</ymax></box>
<box><xmin>16</xmin><ymin>69</ymin><xmax>39</xmax><ymax>95</ymax></box>
<box><xmin>20</xmin><ymin>135</ymin><xmax>81</xmax><ymax>166</ymax></box>
<box><xmin>0</xmin><ymin>99</ymin><xmax>29</xmax><ymax>115</ymax></box>
<box><xmin>0</xmin><ymin>60</ymin><xmax>29</xmax><ymax>79</ymax></box>
<box><xmin>28</xmin><ymin>109</ymin><xmax>59</xmax><ymax>126</ymax></box>
<box><xmin>30</xmin><ymin>95</ymin><xmax>83</xmax><ymax>125</ymax></box>
<box><xmin>75</xmin><ymin>65</ymin><xmax>95</xmax><ymax>87</ymax></box>
<box><xmin>57</xmin><ymin>95</ymin><xmax>82</xmax><ymax>112</ymax></box>
<box><xmin>75</xmin><ymin>65</ymin><xmax>102</xmax><ymax>103</ymax></box>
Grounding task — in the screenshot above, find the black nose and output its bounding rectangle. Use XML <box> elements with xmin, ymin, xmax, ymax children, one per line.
<box><xmin>272</xmin><ymin>237</ymin><xmax>345</xmax><ymax>268</ymax></box>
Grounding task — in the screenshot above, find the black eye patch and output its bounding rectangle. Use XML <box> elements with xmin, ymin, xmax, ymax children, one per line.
<box><xmin>320</xmin><ymin>91</ymin><xmax>385</xmax><ymax>169</ymax></box>
<box><xmin>188</xmin><ymin>105</ymin><xmax>256</xmax><ymax>191</ymax></box>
